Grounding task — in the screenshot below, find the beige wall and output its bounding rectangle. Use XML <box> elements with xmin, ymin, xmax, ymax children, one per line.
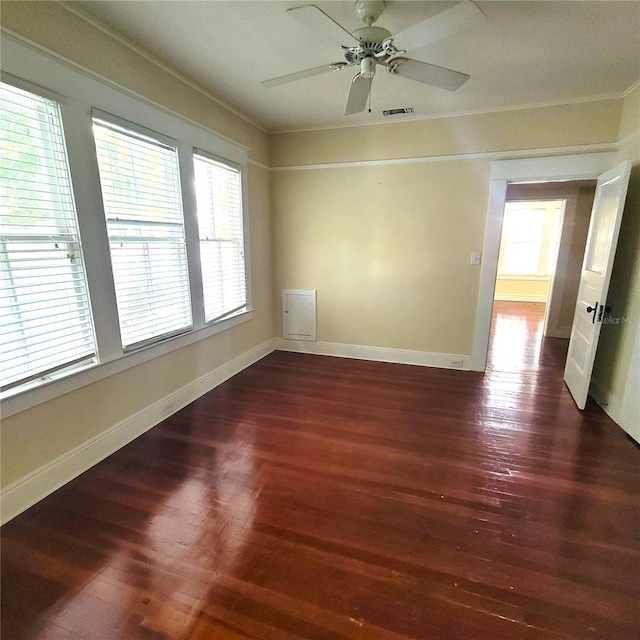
<box><xmin>271</xmin><ymin>100</ymin><xmax>621</xmax><ymax>356</ymax></box>
<box><xmin>1</xmin><ymin>1</ymin><xmax>638</xmax><ymax>497</ymax></box>
<box><xmin>272</xmin><ymin>160</ymin><xmax>489</xmax><ymax>354</ymax></box>
<box><xmin>0</xmin><ymin>3</ymin><xmax>273</xmax><ymax>487</ymax></box>
<box><xmin>271</xmin><ymin>100</ymin><xmax>621</xmax><ymax>168</ymax></box>
<box><xmin>593</xmin><ymin>85</ymin><xmax>640</xmax><ymax>406</ymax></box>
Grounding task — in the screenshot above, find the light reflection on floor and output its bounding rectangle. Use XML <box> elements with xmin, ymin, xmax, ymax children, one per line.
<box><xmin>488</xmin><ymin>301</ymin><xmax>545</xmax><ymax>373</ymax></box>
<box><xmin>471</xmin><ymin>302</ymin><xmax>553</xmax><ymax>476</ymax></box>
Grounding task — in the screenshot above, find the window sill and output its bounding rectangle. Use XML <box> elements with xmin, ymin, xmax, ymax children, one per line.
<box><xmin>1</xmin><ymin>309</ymin><xmax>253</xmax><ymax>419</ymax></box>
<box><xmin>496</xmin><ymin>275</ymin><xmax>551</xmax><ymax>281</ymax></box>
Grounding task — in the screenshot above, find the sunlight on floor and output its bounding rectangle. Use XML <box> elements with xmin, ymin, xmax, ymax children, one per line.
<box><xmin>488</xmin><ymin>302</ymin><xmax>545</xmax><ymax>372</ymax></box>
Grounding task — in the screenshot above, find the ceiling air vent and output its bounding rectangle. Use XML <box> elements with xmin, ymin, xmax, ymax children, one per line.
<box><xmin>382</xmin><ymin>107</ymin><xmax>413</xmax><ymax>116</ymax></box>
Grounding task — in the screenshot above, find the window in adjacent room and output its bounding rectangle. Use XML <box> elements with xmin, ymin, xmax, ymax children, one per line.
<box><xmin>498</xmin><ymin>200</ymin><xmax>564</xmax><ymax>277</ymax></box>
<box><xmin>0</xmin><ymin>82</ymin><xmax>97</xmax><ymax>391</ymax></box>
<box><xmin>93</xmin><ymin>116</ymin><xmax>192</xmax><ymax>349</ymax></box>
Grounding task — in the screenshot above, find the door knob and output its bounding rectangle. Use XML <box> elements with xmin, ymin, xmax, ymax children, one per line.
<box><xmin>586</xmin><ymin>302</ymin><xmax>598</xmax><ymax>324</ymax></box>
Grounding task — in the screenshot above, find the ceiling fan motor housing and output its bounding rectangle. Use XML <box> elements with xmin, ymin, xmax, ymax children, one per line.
<box><xmin>344</xmin><ymin>40</ymin><xmax>386</xmax><ymax>64</ymax></box>
<box><xmin>346</xmin><ymin>1</ymin><xmax>394</xmax><ymax>65</ymax></box>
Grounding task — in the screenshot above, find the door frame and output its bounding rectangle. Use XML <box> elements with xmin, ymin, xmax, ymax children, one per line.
<box><xmin>470</xmin><ymin>152</ymin><xmax>618</xmax><ymax>372</ymax></box>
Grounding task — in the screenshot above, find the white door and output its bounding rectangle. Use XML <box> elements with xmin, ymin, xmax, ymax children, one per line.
<box><xmin>564</xmin><ymin>161</ymin><xmax>631</xmax><ymax>409</ymax></box>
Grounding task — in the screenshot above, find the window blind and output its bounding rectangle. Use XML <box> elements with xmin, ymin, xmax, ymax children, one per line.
<box><xmin>0</xmin><ymin>82</ymin><xmax>96</xmax><ymax>391</ymax></box>
<box><xmin>193</xmin><ymin>153</ymin><xmax>247</xmax><ymax>323</ymax></box>
<box><xmin>93</xmin><ymin>117</ymin><xmax>192</xmax><ymax>348</ymax></box>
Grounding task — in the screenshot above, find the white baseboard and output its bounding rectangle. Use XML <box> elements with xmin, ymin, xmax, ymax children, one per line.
<box><xmin>275</xmin><ymin>338</ymin><xmax>472</xmax><ymax>371</ymax></box>
<box><xmin>1</xmin><ymin>339</ymin><xmax>276</xmax><ymax>525</ymax></box>
<box><xmin>589</xmin><ymin>377</ymin><xmax>626</xmax><ymax>431</ymax></box>
<box><xmin>494</xmin><ymin>294</ymin><xmax>548</xmax><ymax>303</ymax></box>
<box><xmin>544</xmin><ymin>327</ymin><xmax>571</xmax><ymax>339</ymax></box>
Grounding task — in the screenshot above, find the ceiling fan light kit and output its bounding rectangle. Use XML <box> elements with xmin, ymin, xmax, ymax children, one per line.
<box><xmin>261</xmin><ymin>1</ymin><xmax>482</xmax><ymax>116</ymax></box>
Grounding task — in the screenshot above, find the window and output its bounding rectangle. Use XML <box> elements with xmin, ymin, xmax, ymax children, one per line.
<box><xmin>194</xmin><ymin>152</ymin><xmax>247</xmax><ymax>323</ymax></box>
<box><xmin>498</xmin><ymin>201</ymin><xmax>563</xmax><ymax>277</ymax></box>
<box><xmin>0</xmin><ymin>82</ymin><xmax>96</xmax><ymax>391</ymax></box>
<box><xmin>1</xmin><ymin>40</ymin><xmax>252</xmax><ymax>412</ymax></box>
<box><xmin>93</xmin><ymin>116</ymin><xmax>192</xmax><ymax>348</ymax></box>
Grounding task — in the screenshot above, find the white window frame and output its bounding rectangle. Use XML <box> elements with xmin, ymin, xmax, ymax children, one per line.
<box><xmin>1</xmin><ymin>36</ymin><xmax>252</xmax><ymax>418</ymax></box>
<box><xmin>0</xmin><ymin>80</ymin><xmax>98</xmax><ymax>392</ymax></box>
<box><xmin>92</xmin><ymin>110</ymin><xmax>194</xmax><ymax>349</ymax></box>
<box><xmin>193</xmin><ymin>148</ymin><xmax>249</xmax><ymax>325</ymax></box>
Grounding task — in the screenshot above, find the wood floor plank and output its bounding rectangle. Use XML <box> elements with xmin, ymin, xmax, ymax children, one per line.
<box><xmin>2</xmin><ymin>302</ymin><xmax>639</xmax><ymax>639</ymax></box>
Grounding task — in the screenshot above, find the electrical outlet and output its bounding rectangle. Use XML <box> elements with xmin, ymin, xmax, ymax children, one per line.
<box><xmin>470</xmin><ymin>252</ymin><xmax>481</xmax><ymax>265</ymax></box>
<box><xmin>451</xmin><ymin>359</ymin><xmax>464</xmax><ymax>368</ymax></box>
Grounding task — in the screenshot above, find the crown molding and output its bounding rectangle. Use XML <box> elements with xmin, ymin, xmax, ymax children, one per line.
<box><xmin>270</xmin><ymin>141</ymin><xmax>619</xmax><ymax>172</ymax></box>
<box><xmin>56</xmin><ymin>1</ymin><xmax>267</xmax><ymax>134</ymax></box>
<box><xmin>271</xmin><ymin>94</ymin><xmax>624</xmax><ymax>135</ymax></box>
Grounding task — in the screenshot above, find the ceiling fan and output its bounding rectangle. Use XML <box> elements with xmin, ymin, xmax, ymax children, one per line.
<box><xmin>261</xmin><ymin>0</ymin><xmax>484</xmax><ymax>116</ymax></box>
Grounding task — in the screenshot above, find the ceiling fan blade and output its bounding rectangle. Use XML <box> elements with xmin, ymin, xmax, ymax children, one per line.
<box><xmin>262</xmin><ymin>62</ymin><xmax>349</xmax><ymax>88</ymax></box>
<box><xmin>390</xmin><ymin>58</ymin><xmax>469</xmax><ymax>91</ymax></box>
<box><xmin>344</xmin><ymin>74</ymin><xmax>372</xmax><ymax>116</ymax></box>
<box><xmin>394</xmin><ymin>1</ymin><xmax>486</xmax><ymax>52</ymax></box>
<box><xmin>287</xmin><ymin>5</ymin><xmax>359</xmax><ymax>47</ymax></box>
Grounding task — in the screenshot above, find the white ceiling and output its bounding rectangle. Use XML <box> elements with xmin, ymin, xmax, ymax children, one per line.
<box><xmin>71</xmin><ymin>1</ymin><xmax>640</xmax><ymax>132</ymax></box>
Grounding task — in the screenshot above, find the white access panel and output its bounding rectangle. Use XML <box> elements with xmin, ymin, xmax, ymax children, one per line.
<box><xmin>282</xmin><ymin>289</ymin><xmax>316</xmax><ymax>341</ymax></box>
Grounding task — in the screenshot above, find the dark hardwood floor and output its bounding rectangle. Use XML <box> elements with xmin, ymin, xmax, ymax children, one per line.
<box><xmin>2</xmin><ymin>302</ymin><xmax>639</xmax><ymax>639</ymax></box>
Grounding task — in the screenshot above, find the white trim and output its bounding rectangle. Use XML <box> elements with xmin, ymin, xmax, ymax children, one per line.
<box><xmin>590</xmin><ymin>377</ymin><xmax>625</xmax><ymax>427</ymax></box>
<box><xmin>488</xmin><ymin>153</ymin><xmax>618</xmax><ymax>182</ymax></box>
<box><xmin>275</xmin><ymin>339</ymin><xmax>472</xmax><ymax>371</ymax></box>
<box><xmin>273</xmin><ymin>94</ymin><xmax>623</xmax><ymax>135</ymax></box>
<box><xmin>247</xmin><ymin>158</ymin><xmax>270</xmax><ymax>171</ymax></box>
<box><xmin>622</xmin><ymin>78</ymin><xmax>640</xmax><ymax>98</ymax></box>
<box><xmin>0</xmin><ymin>35</ymin><xmax>257</xmax><ymax>415</ymax></box>
<box><xmin>1</xmin><ymin>311</ymin><xmax>254</xmax><ymax>418</ymax></box>
<box><xmin>617</xmin><ymin>128</ymin><xmax>640</xmax><ymax>148</ymax></box>
<box><xmin>591</xmin><ymin>314</ymin><xmax>640</xmax><ymax>444</ymax></box>
<box><xmin>5</xmin><ymin>14</ymin><xmax>632</xmax><ymax>148</ymax></box>
<box><xmin>544</xmin><ymin>327</ymin><xmax>571</xmax><ymax>340</ymax></box>
<box><xmin>470</xmin><ymin>152</ymin><xmax>618</xmax><ymax>372</ymax></box>
<box><xmin>270</xmin><ymin>142</ymin><xmax>618</xmax><ymax>172</ymax></box>
<box><xmin>0</xmin><ymin>338</ymin><xmax>276</xmax><ymax>525</ymax></box>
<box><xmin>471</xmin><ymin>177</ymin><xmax>507</xmax><ymax>371</ymax></box>
<box><xmin>496</xmin><ymin>275</ymin><xmax>551</xmax><ymax>281</ymax></box>
<box><xmin>620</xmin><ymin>319</ymin><xmax>640</xmax><ymax>441</ymax></box>
<box><xmin>494</xmin><ymin>294</ymin><xmax>548</xmax><ymax>303</ymax></box>
<box><xmin>0</xmin><ymin>31</ymin><xmax>252</xmax><ymax>159</ymax></box>
<box><xmin>56</xmin><ymin>2</ymin><xmax>267</xmax><ymax>133</ymax></box>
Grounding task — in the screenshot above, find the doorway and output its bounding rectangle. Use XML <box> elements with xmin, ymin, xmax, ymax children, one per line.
<box><xmin>471</xmin><ymin>152</ymin><xmax>617</xmax><ymax>373</ymax></box>
<box><xmin>488</xmin><ymin>182</ymin><xmax>597</xmax><ymax>371</ymax></box>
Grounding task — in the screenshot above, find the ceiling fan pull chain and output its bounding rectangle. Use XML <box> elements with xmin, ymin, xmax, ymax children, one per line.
<box><xmin>368</xmin><ymin>81</ymin><xmax>372</xmax><ymax>113</ymax></box>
